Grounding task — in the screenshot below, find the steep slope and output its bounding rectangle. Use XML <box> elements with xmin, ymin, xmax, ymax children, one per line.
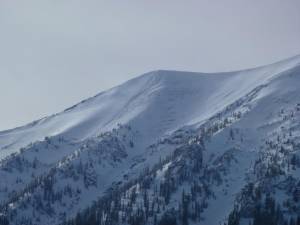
<box><xmin>0</xmin><ymin>55</ymin><xmax>300</xmax><ymax>225</ymax></box>
<box><xmin>1</xmin><ymin>55</ymin><xmax>299</xmax><ymax>159</ymax></box>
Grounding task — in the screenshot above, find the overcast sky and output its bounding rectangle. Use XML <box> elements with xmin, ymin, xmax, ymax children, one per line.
<box><xmin>0</xmin><ymin>0</ymin><xmax>300</xmax><ymax>130</ymax></box>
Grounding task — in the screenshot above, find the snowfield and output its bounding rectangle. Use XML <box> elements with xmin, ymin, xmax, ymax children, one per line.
<box><xmin>1</xmin><ymin>55</ymin><xmax>299</xmax><ymax>159</ymax></box>
<box><xmin>0</xmin><ymin>55</ymin><xmax>300</xmax><ymax>225</ymax></box>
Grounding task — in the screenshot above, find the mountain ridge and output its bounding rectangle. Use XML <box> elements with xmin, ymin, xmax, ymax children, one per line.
<box><xmin>1</xmin><ymin>54</ymin><xmax>300</xmax><ymax>134</ymax></box>
<box><xmin>1</xmin><ymin>55</ymin><xmax>300</xmax><ymax>159</ymax></box>
<box><xmin>1</xmin><ymin>55</ymin><xmax>300</xmax><ymax>225</ymax></box>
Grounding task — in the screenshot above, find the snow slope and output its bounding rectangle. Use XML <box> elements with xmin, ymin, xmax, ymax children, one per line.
<box><xmin>1</xmin><ymin>55</ymin><xmax>299</xmax><ymax>160</ymax></box>
<box><xmin>0</xmin><ymin>55</ymin><xmax>300</xmax><ymax>225</ymax></box>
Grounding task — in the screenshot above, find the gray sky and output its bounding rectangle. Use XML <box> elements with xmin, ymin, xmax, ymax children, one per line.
<box><xmin>1</xmin><ymin>0</ymin><xmax>300</xmax><ymax>131</ymax></box>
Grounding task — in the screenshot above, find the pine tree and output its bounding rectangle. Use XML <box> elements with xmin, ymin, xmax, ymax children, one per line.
<box><xmin>181</xmin><ymin>190</ymin><xmax>189</xmax><ymax>225</ymax></box>
<box><xmin>227</xmin><ymin>207</ymin><xmax>239</xmax><ymax>225</ymax></box>
<box><xmin>297</xmin><ymin>216</ymin><xmax>300</xmax><ymax>225</ymax></box>
<box><xmin>290</xmin><ymin>217</ymin><xmax>296</xmax><ymax>225</ymax></box>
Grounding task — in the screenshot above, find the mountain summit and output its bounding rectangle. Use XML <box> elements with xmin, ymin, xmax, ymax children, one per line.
<box><xmin>0</xmin><ymin>55</ymin><xmax>300</xmax><ymax>225</ymax></box>
<box><xmin>1</xmin><ymin>55</ymin><xmax>299</xmax><ymax>158</ymax></box>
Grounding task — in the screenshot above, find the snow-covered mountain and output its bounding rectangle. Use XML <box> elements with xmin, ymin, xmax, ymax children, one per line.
<box><xmin>0</xmin><ymin>55</ymin><xmax>300</xmax><ymax>225</ymax></box>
